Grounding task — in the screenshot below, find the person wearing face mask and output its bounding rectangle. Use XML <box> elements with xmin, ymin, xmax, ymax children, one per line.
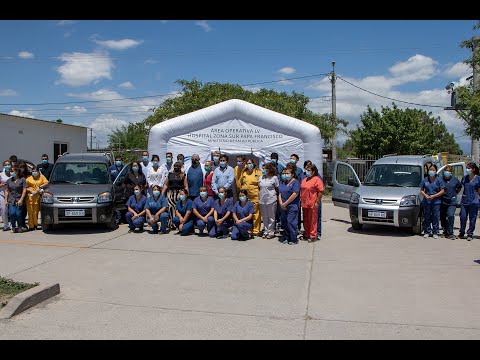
<box><xmin>108</xmin><ymin>156</ymin><xmax>124</xmax><ymax>182</ymax></box>
<box><xmin>140</xmin><ymin>151</ymin><xmax>152</xmax><ymax>174</ymax></box>
<box><xmin>176</xmin><ymin>154</ymin><xmax>186</xmax><ymax>173</ymax></box>
<box><xmin>304</xmin><ymin>160</ymin><xmax>323</xmax><ymax>241</ymax></box>
<box><xmin>212</xmin><ymin>154</ymin><xmax>235</xmax><ymax>199</ymax></box>
<box><xmin>286</xmin><ymin>162</ymin><xmax>303</xmax><ymax>235</ymax></box>
<box><xmin>123</xmin><ymin>161</ymin><xmax>147</xmax><ymax>200</ymax></box>
<box><xmin>146</xmin><ymin>155</ymin><xmax>162</xmax><ymax>197</ymax></box>
<box><xmin>211</xmin><ymin>151</ymin><xmax>221</xmax><ymax>171</ymax></box>
<box><xmin>420</xmin><ymin>164</ymin><xmax>445</xmax><ymax>239</ymax></box>
<box><xmin>187</xmin><ymin>154</ymin><xmax>205</xmax><ymax>201</ymax></box>
<box><xmin>459</xmin><ymin>162</ymin><xmax>480</xmax><ymax>241</ymax></box>
<box><xmin>278</xmin><ymin>168</ymin><xmax>300</xmax><ymax>245</ymax></box>
<box><xmin>0</xmin><ymin>160</ymin><xmax>13</xmax><ymax>231</ymax></box>
<box><xmin>270</xmin><ymin>152</ymin><xmax>284</xmax><ymax>176</ymax></box>
<box><xmin>162</xmin><ymin>161</ymin><xmax>188</xmax><ymax>230</ymax></box>
<box><xmin>231</xmin><ymin>189</ymin><xmax>254</xmax><ymax>241</ymax></box>
<box><xmin>440</xmin><ymin>166</ymin><xmax>462</xmax><ymax>240</ymax></box>
<box><xmin>145</xmin><ymin>185</ymin><xmax>169</xmax><ymax>234</ymax></box>
<box><xmin>126</xmin><ymin>185</ymin><xmax>147</xmax><ymax>233</ymax></box>
<box><xmin>25</xmin><ymin>166</ymin><xmax>49</xmax><ymax>231</ymax></box>
<box><xmin>259</xmin><ymin>163</ymin><xmax>279</xmax><ymax>239</ymax></box>
<box><xmin>288</xmin><ymin>154</ymin><xmax>304</xmax><ymax>179</ymax></box>
<box><xmin>240</xmin><ymin>158</ymin><xmax>262</xmax><ymax>237</ymax></box>
<box><xmin>4</xmin><ymin>167</ymin><xmax>27</xmax><ymax>233</ymax></box>
<box><xmin>270</xmin><ymin>153</ymin><xmax>284</xmax><ymax>235</ymax></box>
<box><xmin>159</xmin><ymin>152</ymin><xmax>174</xmax><ymax>187</ymax></box>
<box><xmin>204</xmin><ymin>160</ymin><xmax>214</xmax><ymax>197</ymax></box>
<box><xmin>192</xmin><ymin>186</ymin><xmax>215</xmax><ymax>236</ymax></box>
<box><xmin>210</xmin><ymin>186</ymin><xmax>233</xmax><ymax>238</ymax></box>
<box><xmin>37</xmin><ymin>154</ymin><xmax>54</xmax><ymax>181</ymax></box>
<box><xmin>300</xmin><ymin>164</ymin><xmax>324</xmax><ymax>243</ymax></box>
<box><xmin>172</xmin><ymin>189</ymin><xmax>194</xmax><ymax>236</ymax></box>
<box><xmin>234</xmin><ymin>155</ymin><xmax>247</xmax><ymax>201</ymax></box>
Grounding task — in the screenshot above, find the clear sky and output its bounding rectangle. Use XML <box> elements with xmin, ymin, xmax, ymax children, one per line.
<box><xmin>0</xmin><ymin>20</ymin><xmax>477</xmax><ymax>153</ymax></box>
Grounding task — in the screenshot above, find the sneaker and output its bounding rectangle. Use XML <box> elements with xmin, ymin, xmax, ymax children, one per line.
<box><xmin>458</xmin><ymin>234</ymin><xmax>466</xmax><ymax>239</ymax></box>
<box><xmin>16</xmin><ymin>228</ymin><xmax>23</xmax><ymax>233</ymax></box>
<box><xmin>316</xmin><ymin>234</ymin><xmax>321</xmax><ymax>241</ymax></box>
<box><xmin>266</xmin><ymin>234</ymin><xmax>275</xmax><ymax>239</ymax></box>
<box><xmin>467</xmin><ymin>236</ymin><xmax>473</xmax><ymax>241</ymax></box>
<box><xmin>423</xmin><ymin>234</ymin><xmax>429</xmax><ymax>238</ymax></box>
<box><xmin>134</xmin><ymin>228</ymin><xmax>141</xmax><ymax>233</ymax></box>
<box><xmin>433</xmin><ymin>234</ymin><xmax>439</xmax><ymax>239</ymax></box>
<box><xmin>288</xmin><ymin>241</ymin><xmax>297</xmax><ymax>245</ymax></box>
<box><xmin>128</xmin><ymin>229</ymin><xmax>134</xmax><ymax>233</ymax></box>
<box><xmin>282</xmin><ymin>240</ymin><xmax>289</xmax><ymax>244</ymax></box>
<box><xmin>308</xmin><ymin>237</ymin><xmax>316</xmax><ymax>243</ymax></box>
<box><xmin>3</xmin><ymin>227</ymin><xmax>11</xmax><ymax>231</ymax></box>
<box><xmin>449</xmin><ymin>235</ymin><xmax>457</xmax><ymax>240</ymax></box>
<box><xmin>262</xmin><ymin>233</ymin><xmax>268</xmax><ymax>239</ymax></box>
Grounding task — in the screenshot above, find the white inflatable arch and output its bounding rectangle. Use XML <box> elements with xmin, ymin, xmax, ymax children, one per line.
<box><xmin>148</xmin><ymin>99</ymin><xmax>323</xmax><ymax>175</ymax></box>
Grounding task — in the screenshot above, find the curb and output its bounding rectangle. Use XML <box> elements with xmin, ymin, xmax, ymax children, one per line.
<box><xmin>0</xmin><ymin>283</ymin><xmax>60</xmax><ymax>320</ymax></box>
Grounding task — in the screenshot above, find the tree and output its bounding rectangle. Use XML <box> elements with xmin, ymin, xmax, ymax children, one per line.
<box><xmin>348</xmin><ymin>104</ymin><xmax>462</xmax><ymax>157</ymax></box>
<box><xmin>109</xmin><ymin>79</ymin><xmax>348</xmax><ymax>149</ymax></box>
<box><xmin>453</xmin><ymin>21</ymin><xmax>480</xmax><ymax>139</ymax></box>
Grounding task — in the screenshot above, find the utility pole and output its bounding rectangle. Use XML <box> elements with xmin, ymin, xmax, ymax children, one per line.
<box><xmin>472</xmin><ymin>36</ymin><xmax>480</xmax><ymax>163</ymax></box>
<box><xmin>330</xmin><ymin>61</ymin><xmax>337</xmax><ymax>161</ymax></box>
<box><xmin>90</xmin><ymin>128</ymin><xmax>93</xmax><ymax>150</ymax></box>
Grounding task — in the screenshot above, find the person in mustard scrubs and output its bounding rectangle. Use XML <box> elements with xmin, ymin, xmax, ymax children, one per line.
<box><xmin>240</xmin><ymin>158</ymin><xmax>262</xmax><ymax>237</ymax></box>
<box><xmin>25</xmin><ymin>166</ymin><xmax>49</xmax><ymax>230</ymax></box>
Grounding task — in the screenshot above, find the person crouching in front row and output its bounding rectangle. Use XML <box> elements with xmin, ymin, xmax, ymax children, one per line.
<box><xmin>145</xmin><ymin>184</ymin><xmax>169</xmax><ymax>234</ymax></box>
<box><xmin>231</xmin><ymin>189</ymin><xmax>254</xmax><ymax>241</ymax></box>
<box><xmin>126</xmin><ymin>184</ymin><xmax>147</xmax><ymax>233</ymax></box>
<box><xmin>210</xmin><ymin>186</ymin><xmax>233</xmax><ymax>238</ymax></box>
<box><xmin>173</xmin><ymin>188</ymin><xmax>194</xmax><ymax>236</ymax></box>
<box><xmin>192</xmin><ymin>186</ymin><xmax>215</xmax><ymax>236</ymax></box>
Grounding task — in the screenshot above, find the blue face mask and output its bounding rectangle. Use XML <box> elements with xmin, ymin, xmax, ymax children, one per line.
<box><xmin>132</xmin><ymin>167</ymin><xmax>139</xmax><ymax>172</ymax></box>
<box><xmin>152</xmin><ymin>161</ymin><xmax>159</xmax><ymax>167</ymax></box>
<box><xmin>270</xmin><ymin>159</ymin><xmax>277</xmax><ymax>164</ymax></box>
<box><xmin>32</xmin><ymin>171</ymin><xmax>39</xmax><ymax>177</ymax></box>
<box><xmin>247</xmin><ymin>164</ymin><xmax>253</xmax><ymax>170</ymax></box>
<box><xmin>466</xmin><ymin>168</ymin><xmax>472</xmax><ymax>175</ymax></box>
<box><xmin>306</xmin><ymin>171</ymin><xmax>312</xmax><ymax>177</ymax></box>
<box><xmin>204</xmin><ymin>166</ymin><xmax>211</xmax><ymax>172</ymax></box>
<box><xmin>281</xmin><ymin>174</ymin><xmax>287</xmax><ymax>181</ymax></box>
<box><xmin>213</xmin><ymin>156</ymin><xmax>219</xmax><ymax>162</ymax></box>
<box><xmin>179</xmin><ymin>195</ymin><xmax>186</xmax><ymax>201</ymax></box>
<box><xmin>166</xmin><ymin>157</ymin><xmax>172</xmax><ymax>163</ymax></box>
<box><xmin>428</xmin><ymin>171</ymin><xmax>436</xmax><ymax>177</ymax></box>
<box><xmin>42</xmin><ymin>159</ymin><xmax>48</xmax><ymax>165</ymax></box>
<box><xmin>4</xmin><ymin>165</ymin><xmax>11</xmax><ymax>171</ymax></box>
<box><xmin>218</xmin><ymin>192</ymin><xmax>225</xmax><ymax>199</ymax></box>
<box><xmin>239</xmin><ymin>196</ymin><xmax>247</xmax><ymax>202</ymax></box>
<box><xmin>200</xmin><ymin>191</ymin><xmax>207</xmax><ymax>198</ymax></box>
<box><xmin>289</xmin><ymin>159</ymin><xmax>296</xmax><ymax>164</ymax></box>
<box><xmin>134</xmin><ymin>190</ymin><xmax>141</xmax><ymax>196</ymax></box>
<box><xmin>220</xmin><ymin>161</ymin><xmax>227</xmax><ymax>168</ymax></box>
<box><xmin>116</xmin><ymin>161</ymin><xmax>122</xmax><ymax>167</ymax></box>
<box><xmin>143</xmin><ymin>156</ymin><xmax>149</xmax><ymax>162</ymax></box>
<box><xmin>443</xmin><ymin>171</ymin><xmax>452</xmax><ymax>179</ymax></box>
<box><xmin>285</xmin><ymin>174</ymin><xmax>291</xmax><ymax>181</ymax></box>
<box><xmin>237</xmin><ymin>162</ymin><xmax>243</xmax><ymax>167</ymax></box>
<box><xmin>261</xmin><ymin>169</ymin><xmax>267</xmax><ymax>175</ymax></box>
<box><xmin>153</xmin><ymin>190</ymin><xmax>160</xmax><ymax>197</ymax></box>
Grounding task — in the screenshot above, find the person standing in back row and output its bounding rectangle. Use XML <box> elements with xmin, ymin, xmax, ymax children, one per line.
<box><xmin>212</xmin><ymin>154</ymin><xmax>234</xmax><ymax>199</ymax></box>
<box><xmin>300</xmin><ymin>164</ymin><xmax>324</xmax><ymax>243</ymax></box>
<box><xmin>240</xmin><ymin>158</ymin><xmax>262</xmax><ymax>237</ymax></box>
<box><xmin>187</xmin><ymin>154</ymin><xmax>205</xmax><ymax>201</ymax></box>
<box><xmin>420</xmin><ymin>164</ymin><xmax>445</xmax><ymax>239</ymax></box>
<box><xmin>459</xmin><ymin>162</ymin><xmax>480</xmax><ymax>241</ymax></box>
<box><xmin>37</xmin><ymin>154</ymin><xmax>54</xmax><ymax>180</ymax></box>
<box><xmin>440</xmin><ymin>165</ymin><xmax>462</xmax><ymax>240</ymax></box>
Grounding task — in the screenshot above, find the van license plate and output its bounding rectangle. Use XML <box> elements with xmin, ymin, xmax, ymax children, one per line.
<box><xmin>368</xmin><ymin>210</ymin><xmax>386</xmax><ymax>218</ymax></box>
<box><xmin>65</xmin><ymin>210</ymin><xmax>85</xmax><ymax>217</ymax></box>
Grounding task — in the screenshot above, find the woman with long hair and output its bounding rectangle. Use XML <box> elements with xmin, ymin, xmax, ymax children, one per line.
<box><xmin>459</xmin><ymin>162</ymin><xmax>480</xmax><ymax>241</ymax></box>
<box><xmin>25</xmin><ymin>165</ymin><xmax>49</xmax><ymax>230</ymax></box>
<box><xmin>239</xmin><ymin>158</ymin><xmax>262</xmax><ymax>237</ymax></box>
<box><xmin>0</xmin><ymin>160</ymin><xmax>13</xmax><ymax>231</ymax></box>
<box><xmin>259</xmin><ymin>163</ymin><xmax>279</xmax><ymax>239</ymax></box>
<box><xmin>162</xmin><ymin>161</ymin><xmax>188</xmax><ymax>230</ymax></box>
<box><xmin>420</xmin><ymin>164</ymin><xmax>445</xmax><ymax>238</ymax></box>
<box><xmin>4</xmin><ymin>166</ymin><xmax>27</xmax><ymax>233</ymax></box>
<box><xmin>300</xmin><ymin>164</ymin><xmax>324</xmax><ymax>243</ymax></box>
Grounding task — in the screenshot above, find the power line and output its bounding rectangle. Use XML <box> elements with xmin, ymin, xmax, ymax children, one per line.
<box><xmin>336</xmin><ymin>76</ymin><xmax>447</xmax><ymax>108</ymax></box>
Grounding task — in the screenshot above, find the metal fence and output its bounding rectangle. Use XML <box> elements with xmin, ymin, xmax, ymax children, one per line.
<box><xmin>323</xmin><ymin>155</ymin><xmax>382</xmax><ymax>186</ymax></box>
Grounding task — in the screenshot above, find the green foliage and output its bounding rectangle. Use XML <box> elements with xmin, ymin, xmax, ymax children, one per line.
<box><xmin>108</xmin><ymin>79</ymin><xmax>348</xmax><ymax>149</ymax></box>
<box><xmin>0</xmin><ymin>277</ymin><xmax>38</xmax><ymax>295</ymax></box>
<box><xmin>348</xmin><ymin>104</ymin><xmax>462</xmax><ymax>157</ymax></box>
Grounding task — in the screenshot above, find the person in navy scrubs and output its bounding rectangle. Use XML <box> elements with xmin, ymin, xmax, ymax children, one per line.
<box><xmin>440</xmin><ymin>165</ymin><xmax>462</xmax><ymax>240</ymax></box>
<box><xmin>459</xmin><ymin>162</ymin><xmax>480</xmax><ymax>241</ymax></box>
<box><xmin>210</xmin><ymin>186</ymin><xmax>233</xmax><ymax>238</ymax></box>
<box><xmin>192</xmin><ymin>186</ymin><xmax>215</xmax><ymax>236</ymax></box>
<box><xmin>420</xmin><ymin>164</ymin><xmax>445</xmax><ymax>238</ymax></box>
<box><xmin>231</xmin><ymin>189</ymin><xmax>254</xmax><ymax>241</ymax></box>
<box><xmin>172</xmin><ymin>188</ymin><xmax>194</xmax><ymax>236</ymax></box>
<box><xmin>278</xmin><ymin>167</ymin><xmax>300</xmax><ymax>245</ymax></box>
<box><xmin>126</xmin><ymin>184</ymin><xmax>147</xmax><ymax>233</ymax></box>
<box><xmin>145</xmin><ymin>185</ymin><xmax>169</xmax><ymax>234</ymax></box>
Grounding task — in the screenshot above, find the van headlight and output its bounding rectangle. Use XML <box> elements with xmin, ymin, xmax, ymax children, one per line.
<box><xmin>41</xmin><ymin>193</ymin><xmax>54</xmax><ymax>204</ymax></box>
<box><xmin>350</xmin><ymin>192</ymin><xmax>360</xmax><ymax>204</ymax></box>
<box><xmin>400</xmin><ymin>195</ymin><xmax>417</xmax><ymax>207</ymax></box>
<box><xmin>97</xmin><ymin>192</ymin><xmax>112</xmax><ymax>203</ymax></box>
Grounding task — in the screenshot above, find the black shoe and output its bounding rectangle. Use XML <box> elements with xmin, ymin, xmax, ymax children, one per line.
<box><xmin>128</xmin><ymin>229</ymin><xmax>134</xmax><ymax>233</ymax></box>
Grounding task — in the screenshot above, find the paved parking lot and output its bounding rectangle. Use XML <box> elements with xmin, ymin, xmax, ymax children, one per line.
<box><xmin>1</xmin><ymin>202</ymin><xmax>480</xmax><ymax>339</ymax></box>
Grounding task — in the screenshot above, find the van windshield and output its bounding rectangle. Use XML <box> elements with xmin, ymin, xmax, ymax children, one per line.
<box><xmin>50</xmin><ymin>163</ymin><xmax>109</xmax><ymax>185</ymax></box>
<box><xmin>363</xmin><ymin>165</ymin><xmax>422</xmax><ymax>187</ymax></box>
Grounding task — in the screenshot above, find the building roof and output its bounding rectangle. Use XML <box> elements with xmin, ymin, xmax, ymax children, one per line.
<box><xmin>0</xmin><ymin>113</ymin><xmax>88</xmax><ymax>130</ymax></box>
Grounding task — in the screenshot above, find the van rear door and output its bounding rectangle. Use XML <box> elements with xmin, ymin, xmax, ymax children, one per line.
<box><xmin>332</xmin><ymin>161</ymin><xmax>361</xmax><ymax>208</ymax></box>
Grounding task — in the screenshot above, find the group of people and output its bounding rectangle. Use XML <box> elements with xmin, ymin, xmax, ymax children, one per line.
<box><xmin>420</xmin><ymin>162</ymin><xmax>480</xmax><ymax>240</ymax></box>
<box><xmin>0</xmin><ymin>154</ymin><xmax>53</xmax><ymax>233</ymax></box>
<box><xmin>110</xmin><ymin>151</ymin><xmax>325</xmax><ymax>244</ymax></box>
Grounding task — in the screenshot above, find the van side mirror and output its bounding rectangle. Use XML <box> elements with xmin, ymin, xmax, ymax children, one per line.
<box><xmin>348</xmin><ymin>177</ymin><xmax>359</xmax><ymax>187</ymax></box>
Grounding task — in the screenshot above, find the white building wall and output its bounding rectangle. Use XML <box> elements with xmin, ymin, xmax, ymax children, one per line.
<box><xmin>0</xmin><ymin>114</ymin><xmax>87</xmax><ymax>163</ymax></box>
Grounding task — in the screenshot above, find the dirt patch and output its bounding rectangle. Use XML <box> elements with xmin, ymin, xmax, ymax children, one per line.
<box><xmin>1</xmin><ymin>293</ymin><xmax>16</xmax><ymax>308</ymax></box>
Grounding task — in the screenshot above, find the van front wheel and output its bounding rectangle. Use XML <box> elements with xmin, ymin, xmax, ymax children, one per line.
<box><xmin>352</xmin><ymin>221</ymin><xmax>363</xmax><ymax>230</ymax></box>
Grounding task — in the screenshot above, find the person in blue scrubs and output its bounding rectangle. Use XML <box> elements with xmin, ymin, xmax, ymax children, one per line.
<box><xmin>126</xmin><ymin>184</ymin><xmax>147</xmax><ymax>233</ymax></box>
<box><xmin>459</xmin><ymin>162</ymin><xmax>480</xmax><ymax>241</ymax></box>
<box><xmin>440</xmin><ymin>165</ymin><xmax>462</xmax><ymax>240</ymax></box>
<box><xmin>108</xmin><ymin>156</ymin><xmax>124</xmax><ymax>224</ymax></box>
<box><xmin>210</xmin><ymin>186</ymin><xmax>233</xmax><ymax>238</ymax></box>
<box><xmin>420</xmin><ymin>164</ymin><xmax>445</xmax><ymax>238</ymax></box>
<box><xmin>278</xmin><ymin>167</ymin><xmax>300</xmax><ymax>245</ymax></box>
<box><xmin>172</xmin><ymin>188</ymin><xmax>194</xmax><ymax>236</ymax></box>
<box><xmin>187</xmin><ymin>154</ymin><xmax>204</xmax><ymax>201</ymax></box>
<box><xmin>145</xmin><ymin>185</ymin><xmax>169</xmax><ymax>234</ymax></box>
<box><xmin>231</xmin><ymin>189</ymin><xmax>254</xmax><ymax>241</ymax></box>
<box><xmin>192</xmin><ymin>186</ymin><xmax>215</xmax><ymax>236</ymax></box>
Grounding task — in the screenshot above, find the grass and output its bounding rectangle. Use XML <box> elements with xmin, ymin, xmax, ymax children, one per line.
<box><xmin>0</xmin><ymin>277</ymin><xmax>38</xmax><ymax>308</ymax></box>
